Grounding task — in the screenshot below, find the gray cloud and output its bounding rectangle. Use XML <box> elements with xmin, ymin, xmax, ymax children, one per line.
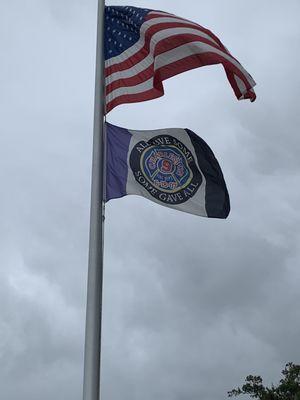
<box><xmin>0</xmin><ymin>1</ymin><xmax>299</xmax><ymax>399</ymax></box>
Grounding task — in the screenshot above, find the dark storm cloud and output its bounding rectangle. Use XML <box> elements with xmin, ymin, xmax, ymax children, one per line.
<box><xmin>1</xmin><ymin>1</ymin><xmax>299</xmax><ymax>400</ymax></box>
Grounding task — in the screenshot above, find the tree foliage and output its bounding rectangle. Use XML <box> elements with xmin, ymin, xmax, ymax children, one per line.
<box><xmin>228</xmin><ymin>362</ymin><xmax>300</xmax><ymax>400</ymax></box>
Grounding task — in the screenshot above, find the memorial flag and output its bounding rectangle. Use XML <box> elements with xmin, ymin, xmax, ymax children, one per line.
<box><xmin>106</xmin><ymin>123</ymin><xmax>230</xmax><ymax>218</ymax></box>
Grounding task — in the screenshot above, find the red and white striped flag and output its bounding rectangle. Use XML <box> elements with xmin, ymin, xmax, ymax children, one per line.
<box><xmin>104</xmin><ymin>6</ymin><xmax>256</xmax><ymax>113</ymax></box>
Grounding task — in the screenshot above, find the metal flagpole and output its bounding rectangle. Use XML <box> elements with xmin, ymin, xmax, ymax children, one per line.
<box><xmin>83</xmin><ymin>0</ymin><xmax>105</xmax><ymax>400</ymax></box>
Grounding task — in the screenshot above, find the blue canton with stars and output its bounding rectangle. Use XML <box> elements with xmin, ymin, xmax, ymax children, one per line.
<box><xmin>104</xmin><ymin>6</ymin><xmax>151</xmax><ymax>61</ymax></box>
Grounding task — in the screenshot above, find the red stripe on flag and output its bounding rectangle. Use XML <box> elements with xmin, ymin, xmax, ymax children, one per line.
<box><xmin>146</xmin><ymin>12</ymin><xmax>229</xmax><ymax>53</ymax></box>
<box><xmin>106</xmin><ymin>64</ymin><xmax>154</xmax><ymax>95</ymax></box>
<box><xmin>106</xmin><ymin>86</ymin><xmax>164</xmax><ymax>113</ymax></box>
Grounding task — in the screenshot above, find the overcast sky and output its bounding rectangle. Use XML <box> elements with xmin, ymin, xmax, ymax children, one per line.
<box><xmin>1</xmin><ymin>1</ymin><xmax>300</xmax><ymax>399</ymax></box>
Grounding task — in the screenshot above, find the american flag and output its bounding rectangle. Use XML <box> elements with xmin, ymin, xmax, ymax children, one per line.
<box><xmin>104</xmin><ymin>6</ymin><xmax>256</xmax><ymax>113</ymax></box>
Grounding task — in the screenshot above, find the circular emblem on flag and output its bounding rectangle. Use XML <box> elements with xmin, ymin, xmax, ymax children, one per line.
<box><xmin>130</xmin><ymin>135</ymin><xmax>202</xmax><ymax>205</ymax></box>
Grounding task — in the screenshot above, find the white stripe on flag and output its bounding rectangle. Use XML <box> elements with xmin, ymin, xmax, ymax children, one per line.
<box><xmin>106</xmin><ymin>77</ymin><xmax>154</xmax><ymax>104</ymax></box>
<box><xmin>234</xmin><ymin>75</ymin><xmax>247</xmax><ymax>97</ymax></box>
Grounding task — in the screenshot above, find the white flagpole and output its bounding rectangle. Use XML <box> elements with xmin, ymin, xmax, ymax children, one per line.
<box><xmin>83</xmin><ymin>0</ymin><xmax>105</xmax><ymax>400</ymax></box>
